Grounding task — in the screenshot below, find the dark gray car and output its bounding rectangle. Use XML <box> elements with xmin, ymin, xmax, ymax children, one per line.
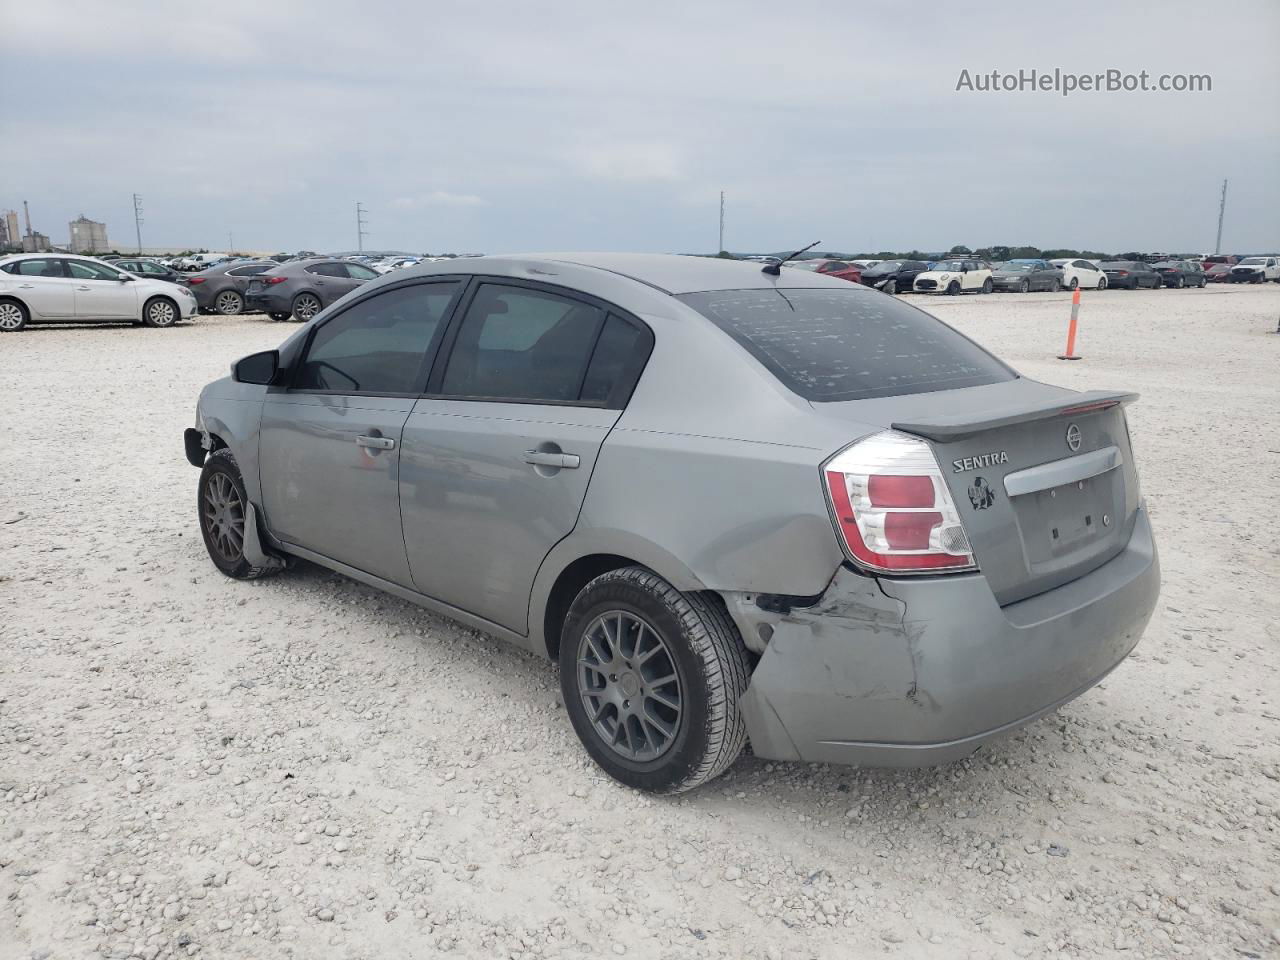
<box><xmin>185</xmin><ymin>260</ymin><xmax>278</xmax><ymax>315</ymax></box>
<box><xmin>113</xmin><ymin>257</ymin><xmax>187</xmax><ymax>285</ymax></box>
<box><xmin>185</xmin><ymin>254</ymin><xmax>1159</xmax><ymax>793</ymax></box>
<box><xmin>244</xmin><ymin>258</ymin><xmax>380</xmax><ymax>321</ymax></box>
<box><xmin>991</xmin><ymin>260</ymin><xmax>1062</xmax><ymax>293</ymax></box>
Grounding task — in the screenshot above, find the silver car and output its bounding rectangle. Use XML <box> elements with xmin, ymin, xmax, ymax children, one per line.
<box><xmin>186</xmin><ymin>254</ymin><xmax>1159</xmax><ymax>793</ymax></box>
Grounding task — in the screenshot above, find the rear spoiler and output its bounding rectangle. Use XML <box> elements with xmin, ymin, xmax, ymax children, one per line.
<box><xmin>891</xmin><ymin>390</ymin><xmax>1138</xmax><ymax>442</ymax></box>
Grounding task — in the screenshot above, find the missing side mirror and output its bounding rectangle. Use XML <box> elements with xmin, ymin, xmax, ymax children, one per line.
<box><xmin>232</xmin><ymin>349</ymin><xmax>279</xmax><ymax>385</ymax></box>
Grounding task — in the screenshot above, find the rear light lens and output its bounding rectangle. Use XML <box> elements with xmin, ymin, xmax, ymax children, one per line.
<box><xmin>186</xmin><ymin>277</ymin><xmax>205</xmax><ymax>284</ymax></box>
<box><xmin>264</xmin><ymin>276</ymin><xmax>287</xmax><ymax>285</ymax></box>
<box><xmin>823</xmin><ymin>431</ymin><xmax>975</xmax><ymax>574</ymax></box>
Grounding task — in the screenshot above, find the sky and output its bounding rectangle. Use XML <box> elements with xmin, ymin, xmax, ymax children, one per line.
<box><xmin>3</xmin><ymin>0</ymin><xmax>1278</xmax><ymax>256</ymax></box>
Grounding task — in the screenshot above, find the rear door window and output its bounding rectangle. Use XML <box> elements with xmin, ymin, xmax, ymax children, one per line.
<box><xmin>678</xmin><ymin>287</ymin><xmax>1015</xmax><ymax>402</ymax></box>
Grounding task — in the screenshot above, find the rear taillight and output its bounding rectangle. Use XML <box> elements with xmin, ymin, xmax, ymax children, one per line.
<box><xmin>264</xmin><ymin>276</ymin><xmax>287</xmax><ymax>285</ymax></box>
<box><xmin>187</xmin><ymin>277</ymin><xmax>206</xmax><ymax>284</ymax></box>
<box><xmin>1118</xmin><ymin>270</ymin><xmax>1129</xmax><ymax>276</ymax></box>
<box><xmin>823</xmin><ymin>431</ymin><xmax>975</xmax><ymax>574</ymax></box>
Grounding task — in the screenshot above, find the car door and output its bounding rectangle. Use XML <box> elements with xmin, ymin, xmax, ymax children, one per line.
<box><xmin>399</xmin><ymin>280</ymin><xmax>652</xmax><ymax>633</ymax></box>
<box><xmin>258</xmin><ymin>279</ymin><xmax>463</xmax><ymax>585</ymax></box>
<box><xmin>3</xmin><ymin>258</ymin><xmax>76</xmax><ymax>318</ymax></box>
<box><xmin>66</xmin><ymin>259</ymin><xmax>139</xmax><ymax>319</ymax></box>
<box><xmin>962</xmin><ymin>261</ymin><xmax>982</xmax><ymax>290</ymax></box>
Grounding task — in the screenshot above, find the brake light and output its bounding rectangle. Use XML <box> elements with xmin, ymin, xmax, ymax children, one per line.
<box><xmin>1117</xmin><ymin>271</ymin><xmax>1129</xmax><ymax>276</ymax></box>
<box><xmin>823</xmin><ymin>431</ymin><xmax>975</xmax><ymax>574</ymax></box>
<box><xmin>186</xmin><ymin>277</ymin><xmax>206</xmax><ymax>284</ymax></box>
<box><xmin>264</xmin><ymin>276</ymin><xmax>287</xmax><ymax>285</ymax></box>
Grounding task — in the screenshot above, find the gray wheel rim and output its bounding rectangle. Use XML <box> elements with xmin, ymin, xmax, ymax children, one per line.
<box><xmin>295</xmin><ymin>295</ymin><xmax>320</xmax><ymax>320</ymax></box>
<box><xmin>216</xmin><ymin>291</ymin><xmax>242</xmax><ymax>314</ymax></box>
<box><xmin>149</xmin><ymin>300</ymin><xmax>176</xmax><ymax>325</ymax></box>
<box><xmin>577</xmin><ymin>610</ymin><xmax>682</xmax><ymax>762</ymax></box>
<box><xmin>202</xmin><ymin>473</ymin><xmax>244</xmax><ymax>564</ymax></box>
<box><xmin>0</xmin><ymin>303</ymin><xmax>23</xmax><ymax>330</ymax></box>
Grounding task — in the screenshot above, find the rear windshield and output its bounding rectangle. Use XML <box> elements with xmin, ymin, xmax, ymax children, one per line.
<box><xmin>678</xmin><ymin>288</ymin><xmax>1015</xmax><ymax>402</ymax></box>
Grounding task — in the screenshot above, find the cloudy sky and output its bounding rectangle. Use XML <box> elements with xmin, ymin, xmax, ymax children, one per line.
<box><xmin>5</xmin><ymin>0</ymin><xmax>1278</xmax><ymax>255</ymax></box>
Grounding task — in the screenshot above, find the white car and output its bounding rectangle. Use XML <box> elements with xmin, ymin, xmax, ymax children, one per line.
<box><xmin>0</xmin><ymin>253</ymin><xmax>198</xmax><ymax>332</ymax></box>
<box><xmin>913</xmin><ymin>258</ymin><xmax>992</xmax><ymax>295</ymax></box>
<box><xmin>1228</xmin><ymin>256</ymin><xmax>1280</xmax><ymax>283</ymax></box>
<box><xmin>1049</xmin><ymin>258</ymin><xmax>1108</xmax><ymax>290</ymax></box>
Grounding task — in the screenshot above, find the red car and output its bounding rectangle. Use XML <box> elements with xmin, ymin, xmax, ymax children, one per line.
<box><xmin>786</xmin><ymin>258</ymin><xmax>863</xmax><ymax>284</ymax></box>
<box><xmin>1201</xmin><ymin>255</ymin><xmax>1238</xmax><ymax>271</ymax></box>
<box><xmin>1205</xmin><ymin>264</ymin><xmax>1235</xmax><ymax>283</ymax></box>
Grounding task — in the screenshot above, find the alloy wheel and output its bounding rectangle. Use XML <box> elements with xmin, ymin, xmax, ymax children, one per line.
<box><xmin>202</xmin><ymin>472</ymin><xmax>245</xmax><ymax>565</ymax></box>
<box><xmin>148</xmin><ymin>300</ymin><xmax>176</xmax><ymax>326</ymax></box>
<box><xmin>576</xmin><ymin>610</ymin><xmax>682</xmax><ymax>762</ymax></box>
<box><xmin>216</xmin><ymin>291</ymin><xmax>243</xmax><ymax>315</ymax></box>
<box><xmin>293</xmin><ymin>294</ymin><xmax>321</xmax><ymax>321</ymax></box>
<box><xmin>0</xmin><ymin>302</ymin><xmax>24</xmax><ymax>331</ymax></box>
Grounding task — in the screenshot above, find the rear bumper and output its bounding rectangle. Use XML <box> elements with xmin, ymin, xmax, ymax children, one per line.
<box><xmin>731</xmin><ymin>506</ymin><xmax>1159</xmax><ymax>767</ymax></box>
<box><xmin>246</xmin><ymin>292</ymin><xmax>290</xmax><ymax>313</ymax></box>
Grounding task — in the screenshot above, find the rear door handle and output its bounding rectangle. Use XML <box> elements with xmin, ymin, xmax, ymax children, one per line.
<box><xmin>523</xmin><ymin>450</ymin><xmax>580</xmax><ymax>469</ymax></box>
<box><xmin>356</xmin><ymin>435</ymin><xmax>396</xmax><ymax>450</ymax></box>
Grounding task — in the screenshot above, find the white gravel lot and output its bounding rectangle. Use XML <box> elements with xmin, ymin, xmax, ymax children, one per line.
<box><xmin>2</xmin><ymin>283</ymin><xmax>1278</xmax><ymax>960</ymax></box>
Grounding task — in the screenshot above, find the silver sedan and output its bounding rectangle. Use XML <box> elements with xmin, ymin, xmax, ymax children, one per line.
<box><xmin>186</xmin><ymin>254</ymin><xmax>1159</xmax><ymax>793</ymax></box>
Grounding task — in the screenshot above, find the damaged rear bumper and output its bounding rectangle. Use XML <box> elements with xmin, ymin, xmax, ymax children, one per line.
<box><xmin>725</xmin><ymin>506</ymin><xmax>1159</xmax><ymax>767</ymax></box>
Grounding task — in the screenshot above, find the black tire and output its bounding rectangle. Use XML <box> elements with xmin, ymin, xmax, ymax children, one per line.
<box><xmin>214</xmin><ymin>290</ymin><xmax>244</xmax><ymax>315</ymax></box>
<box><xmin>142</xmin><ymin>296</ymin><xmax>179</xmax><ymax>328</ymax></box>
<box><xmin>0</xmin><ymin>298</ymin><xmax>29</xmax><ymax>332</ymax></box>
<box><xmin>269</xmin><ymin>312</ymin><xmax>291</xmax><ymax>322</ymax></box>
<box><xmin>1050</xmin><ymin>278</ymin><xmax>1061</xmax><ymax>293</ymax></box>
<box><xmin>946</xmin><ymin>280</ymin><xmax>961</xmax><ymax>296</ymax></box>
<box><xmin>1098</xmin><ymin>277</ymin><xmax>1107</xmax><ymax>290</ymax></box>
<box><xmin>559</xmin><ymin>566</ymin><xmax>750</xmax><ymax>794</ymax></box>
<box><xmin>291</xmin><ymin>292</ymin><xmax>322</xmax><ymax>322</ymax></box>
<box><xmin>1173</xmin><ymin>277</ymin><xmax>1183</xmax><ymax>288</ymax></box>
<box><xmin>1069</xmin><ymin>277</ymin><xmax>1079</xmax><ymax>290</ymax></box>
<box><xmin>980</xmin><ymin>278</ymin><xmax>993</xmax><ymax>294</ymax></box>
<box><xmin>197</xmin><ymin>449</ymin><xmax>280</xmax><ymax>580</ymax></box>
<box><xmin>1018</xmin><ymin>280</ymin><xmax>1029</xmax><ymax>294</ymax></box>
<box><xmin>884</xmin><ymin>278</ymin><xmax>896</xmax><ymax>295</ymax></box>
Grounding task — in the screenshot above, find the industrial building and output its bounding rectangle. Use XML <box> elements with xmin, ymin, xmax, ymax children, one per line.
<box><xmin>69</xmin><ymin>215</ymin><xmax>110</xmax><ymax>254</ymax></box>
<box><xmin>22</xmin><ymin>232</ymin><xmax>51</xmax><ymax>252</ymax></box>
<box><xmin>1</xmin><ymin>210</ymin><xmax>18</xmax><ymax>250</ymax></box>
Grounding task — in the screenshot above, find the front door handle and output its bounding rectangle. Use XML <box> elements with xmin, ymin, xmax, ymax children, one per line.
<box><xmin>76</xmin><ymin>285</ymin><xmax>92</xmax><ymax>291</ymax></box>
<box><xmin>523</xmin><ymin>450</ymin><xmax>580</xmax><ymax>469</ymax></box>
<box><xmin>356</xmin><ymin>435</ymin><xmax>396</xmax><ymax>450</ymax></box>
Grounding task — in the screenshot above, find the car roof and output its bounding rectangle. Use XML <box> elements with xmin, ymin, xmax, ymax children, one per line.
<box><xmin>0</xmin><ymin>252</ymin><xmax>109</xmax><ymax>263</ymax></box>
<box><xmin>485</xmin><ymin>253</ymin><xmax>862</xmax><ymax>294</ymax></box>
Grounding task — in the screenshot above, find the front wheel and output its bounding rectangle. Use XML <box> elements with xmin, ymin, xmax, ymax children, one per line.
<box><xmin>884</xmin><ymin>278</ymin><xmax>897</xmax><ymax>295</ymax></box>
<box><xmin>946</xmin><ymin>280</ymin><xmax>961</xmax><ymax>296</ymax></box>
<box><xmin>1018</xmin><ymin>280</ymin><xmax>1029</xmax><ymax>294</ymax></box>
<box><xmin>559</xmin><ymin>567</ymin><xmax>750</xmax><ymax>794</ymax></box>
<box><xmin>268</xmin><ymin>312</ymin><xmax>291</xmax><ymax>322</ymax></box>
<box><xmin>142</xmin><ymin>296</ymin><xmax>179</xmax><ymax>328</ymax></box>
<box><xmin>198</xmin><ymin>449</ymin><xmax>279</xmax><ymax>580</ymax></box>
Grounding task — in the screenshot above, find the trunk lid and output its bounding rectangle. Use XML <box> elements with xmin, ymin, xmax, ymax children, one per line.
<box><xmin>813</xmin><ymin>381</ymin><xmax>1142</xmax><ymax>606</ymax></box>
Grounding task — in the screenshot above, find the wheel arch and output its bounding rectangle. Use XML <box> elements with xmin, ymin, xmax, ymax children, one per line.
<box><xmin>529</xmin><ymin>534</ymin><xmax>710</xmax><ymax>661</ymax></box>
<box><xmin>0</xmin><ymin>295</ymin><xmax>30</xmax><ymax>325</ymax></box>
<box><xmin>142</xmin><ymin>292</ymin><xmax>181</xmax><ymax>322</ymax></box>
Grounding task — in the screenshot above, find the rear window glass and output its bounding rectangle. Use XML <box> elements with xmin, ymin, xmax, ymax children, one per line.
<box><xmin>678</xmin><ymin>288</ymin><xmax>1015</xmax><ymax>402</ymax></box>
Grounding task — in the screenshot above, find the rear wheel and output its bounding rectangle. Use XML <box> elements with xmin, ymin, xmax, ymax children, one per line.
<box><xmin>0</xmin><ymin>299</ymin><xmax>28</xmax><ymax>332</ymax></box>
<box><xmin>215</xmin><ymin>290</ymin><xmax>244</xmax><ymax>315</ymax></box>
<box><xmin>1050</xmin><ymin>278</ymin><xmax>1061</xmax><ymax>293</ymax></box>
<box><xmin>1098</xmin><ymin>277</ymin><xmax>1107</xmax><ymax>290</ymax></box>
<box><xmin>559</xmin><ymin>567</ymin><xmax>750</xmax><ymax>794</ymax></box>
<box><xmin>980</xmin><ymin>278</ymin><xmax>993</xmax><ymax>294</ymax></box>
<box><xmin>1068</xmin><ymin>277</ymin><xmax>1079</xmax><ymax>290</ymax></box>
<box><xmin>142</xmin><ymin>296</ymin><xmax>179</xmax><ymax>328</ymax></box>
<box><xmin>291</xmin><ymin>292</ymin><xmax>322</xmax><ymax>322</ymax></box>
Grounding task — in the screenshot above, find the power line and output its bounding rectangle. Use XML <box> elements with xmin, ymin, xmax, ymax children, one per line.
<box><xmin>132</xmin><ymin>193</ymin><xmax>144</xmax><ymax>254</ymax></box>
<box><xmin>1214</xmin><ymin>179</ymin><xmax>1228</xmax><ymax>256</ymax></box>
<box><xmin>356</xmin><ymin>202</ymin><xmax>369</xmax><ymax>252</ymax></box>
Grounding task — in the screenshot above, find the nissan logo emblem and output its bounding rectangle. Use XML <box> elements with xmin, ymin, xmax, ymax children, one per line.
<box><xmin>1066</xmin><ymin>423</ymin><xmax>1082</xmax><ymax>452</ymax></box>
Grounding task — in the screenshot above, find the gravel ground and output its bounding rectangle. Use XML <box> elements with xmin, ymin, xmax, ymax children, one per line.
<box><xmin>2</xmin><ymin>284</ymin><xmax>1278</xmax><ymax>960</ymax></box>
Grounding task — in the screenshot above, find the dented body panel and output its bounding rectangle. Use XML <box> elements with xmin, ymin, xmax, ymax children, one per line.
<box><xmin>730</xmin><ymin>506</ymin><xmax>1158</xmax><ymax>765</ymax></box>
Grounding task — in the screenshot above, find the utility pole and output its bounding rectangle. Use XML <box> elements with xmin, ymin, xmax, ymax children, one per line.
<box><xmin>356</xmin><ymin>202</ymin><xmax>369</xmax><ymax>252</ymax></box>
<box><xmin>132</xmin><ymin>193</ymin><xmax>144</xmax><ymax>253</ymax></box>
<box><xmin>22</xmin><ymin>200</ymin><xmax>32</xmax><ymax>238</ymax></box>
<box><xmin>228</xmin><ymin>231</ymin><xmax>234</xmax><ymax>253</ymax></box>
<box><xmin>1213</xmin><ymin>179</ymin><xmax>1228</xmax><ymax>256</ymax></box>
<box><xmin>718</xmin><ymin>191</ymin><xmax>725</xmax><ymax>254</ymax></box>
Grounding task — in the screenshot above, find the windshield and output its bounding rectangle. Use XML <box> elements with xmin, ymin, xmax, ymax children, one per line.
<box><xmin>678</xmin><ymin>287</ymin><xmax>1015</xmax><ymax>402</ymax></box>
<box><xmin>931</xmin><ymin>260</ymin><xmax>965</xmax><ymax>272</ymax></box>
<box><xmin>1239</xmin><ymin>257</ymin><xmax>1265</xmax><ymax>265</ymax></box>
